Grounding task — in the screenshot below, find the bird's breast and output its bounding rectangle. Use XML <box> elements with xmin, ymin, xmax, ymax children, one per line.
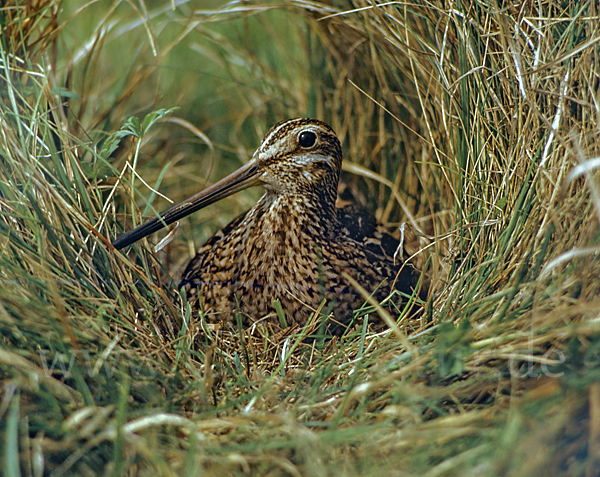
<box><xmin>237</xmin><ymin>196</ymin><xmax>322</xmax><ymax>290</ymax></box>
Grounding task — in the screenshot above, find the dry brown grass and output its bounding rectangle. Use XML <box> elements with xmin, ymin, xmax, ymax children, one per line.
<box><xmin>1</xmin><ymin>0</ymin><xmax>600</xmax><ymax>475</ymax></box>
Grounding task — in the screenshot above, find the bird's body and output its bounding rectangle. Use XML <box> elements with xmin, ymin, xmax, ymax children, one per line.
<box><xmin>113</xmin><ymin>118</ymin><xmax>417</xmax><ymax>328</ymax></box>
<box><xmin>181</xmin><ymin>193</ymin><xmax>415</xmax><ymax>327</ymax></box>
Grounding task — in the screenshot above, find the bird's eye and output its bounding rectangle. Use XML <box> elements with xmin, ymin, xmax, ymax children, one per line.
<box><xmin>298</xmin><ymin>131</ymin><xmax>317</xmax><ymax>148</ymax></box>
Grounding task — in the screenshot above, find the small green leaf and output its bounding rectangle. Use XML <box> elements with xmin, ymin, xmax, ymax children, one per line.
<box><xmin>141</xmin><ymin>107</ymin><xmax>179</xmax><ymax>135</ymax></box>
<box><xmin>99</xmin><ymin>130</ymin><xmax>134</xmax><ymax>161</ymax></box>
<box><xmin>95</xmin><ymin>163</ymin><xmax>117</xmax><ymax>179</ymax></box>
<box><xmin>122</xmin><ymin>116</ymin><xmax>141</xmax><ymax>138</ymax></box>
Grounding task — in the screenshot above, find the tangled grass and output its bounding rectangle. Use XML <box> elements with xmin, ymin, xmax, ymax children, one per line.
<box><xmin>1</xmin><ymin>0</ymin><xmax>599</xmax><ymax>475</ymax></box>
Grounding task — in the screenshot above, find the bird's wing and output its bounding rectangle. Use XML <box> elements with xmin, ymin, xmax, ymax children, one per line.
<box><xmin>336</xmin><ymin>204</ymin><xmax>418</xmax><ymax>293</ymax></box>
<box><xmin>180</xmin><ymin>211</ymin><xmax>249</xmax><ymax>283</ymax></box>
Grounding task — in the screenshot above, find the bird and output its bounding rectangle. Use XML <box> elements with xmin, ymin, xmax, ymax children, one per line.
<box><xmin>112</xmin><ymin>118</ymin><xmax>419</xmax><ymax>330</ymax></box>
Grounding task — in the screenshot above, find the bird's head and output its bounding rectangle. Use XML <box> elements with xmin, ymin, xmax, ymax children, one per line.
<box><xmin>112</xmin><ymin>118</ymin><xmax>342</xmax><ymax>250</ymax></box>
<box><xmin>252</xmin><ymin>118</ymin><xmax>342</xmax><ymax>195</ymax></box>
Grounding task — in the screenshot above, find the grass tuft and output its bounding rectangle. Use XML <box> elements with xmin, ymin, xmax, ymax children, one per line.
<box><xmin>1</xmin><ymin>0</ymin><xmax>600</xmax><ymax>474</ymax></box>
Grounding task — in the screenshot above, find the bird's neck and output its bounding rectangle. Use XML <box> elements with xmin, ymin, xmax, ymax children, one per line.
<box><xmin>233</xmin><ymin>191</ymin><xmax>337</xmax><ymax>296</ymax></box>
<box><xmin>250</xmin><ymin>191</ymin><xmax>338</xmax><ymax>238</ymax></box>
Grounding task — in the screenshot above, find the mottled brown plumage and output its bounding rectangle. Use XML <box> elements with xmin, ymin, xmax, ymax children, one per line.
<box><xmin>113</xmin><ymin>118</ymin><xmax>418</xmax><ymax>328</ymax></box>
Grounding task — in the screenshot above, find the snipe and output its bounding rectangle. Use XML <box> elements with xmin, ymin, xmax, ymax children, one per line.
<box><xmin>113</xmin><ymin>118</ymin><xmax>418</xmax><ymax>329</ymax></box>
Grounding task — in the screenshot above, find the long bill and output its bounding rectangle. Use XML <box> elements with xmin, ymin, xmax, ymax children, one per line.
<box><xmin>112</xmin><ymin>159</ymin><xmax>261</xmax><ymax>250</ymax></box>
